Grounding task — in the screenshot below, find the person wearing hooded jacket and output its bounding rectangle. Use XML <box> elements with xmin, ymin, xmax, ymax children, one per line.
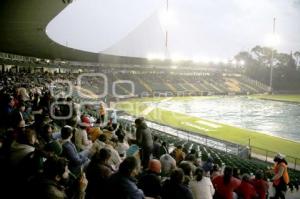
<box><xmin>135</xmin><ymin>118</ymin><xmax>153</xmax><ymax>170</ymax></box>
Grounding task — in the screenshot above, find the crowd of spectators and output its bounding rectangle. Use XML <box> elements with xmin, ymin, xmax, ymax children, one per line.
<box><xmin>0</xmin><ymin>70</ymin><xmax>297</xmax><ymax>199</ymax></box>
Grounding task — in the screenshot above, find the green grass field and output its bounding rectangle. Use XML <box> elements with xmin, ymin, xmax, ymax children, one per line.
<box><xmin>253</xmin><ymin>94</ymin><xmax>300</xmax><ymax>103</ymax></box>
<box><xmin>116</xmin><ymin>95</ymin><xmax>300</xmax><ymax>160</ymax></box>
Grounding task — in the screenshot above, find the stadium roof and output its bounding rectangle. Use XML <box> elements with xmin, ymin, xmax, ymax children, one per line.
<box><xmin>0</xmin><ymin>0</ymin><xmax>149</xmax><ymax>64</ymax></box>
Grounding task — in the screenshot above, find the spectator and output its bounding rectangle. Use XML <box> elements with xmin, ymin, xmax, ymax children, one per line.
<box><xmin>135</xmin><ymin>118</ymin><xmax>153</xmax><ymax>170</ymax></box>
<box><xmin>233</xmin><ymin>167</ymin><xmax>241</xmax><ymax>179</ymax></box>
<box><xmin>161</xmin><ymin>168</ymin><xmax>193</xmax><ymax>199</ymax></box>
<box><xmin>212</xmin><ymin>166</ymin><xmax>241</xmax><ymax>199</ymax></box>
<box><xmin>89</xmin><ymin>128</ymin><xmax>105</xmax><ymax>156</ymax></box>
<box><xmin>271</xmin><ymin>153</ymin><xmax>290</xmax><ymax>199</ymax></box>
<box><xmin>10</xmin><ymin>101</ymin><xmax>26</xmax><ymax>128</ymax></box>
<box><xmin>9</xmin><ymin>127</ymin><xmax>37</xmax><ymax>168</ymax></box>
<box><xmin>160</xmin><ymin>153</ymin><xmax>176</xmax><ymax>177</ymax></box>
<box><xmin>202</xmin><ymin>156</ymin><xmax>214</xmax><ymax>177</ymax></box>
<box><xmin>179</xmin><ymin>161</ymin><xmax>193</xmax><ymax>186</ymax></box>
<box><xmin>115</xmin><ymin>133</ymin><xmax>129</xmax><ymax>159</ymax></box>
<box><xmin>74</xmin><ymin>121</ymin><xmax>92</xmax><ymax>152</ymax></box>
<box><xmin>171</xmin><ymin>145</ymin><xmax>185</xmax><ymax>164</ymax></box>
<box><xmin>251</xmin><ymin>170</ymin><xmax>269</xmax><ymax>199</ymax></box>
<box><xmin>152</xmin><ymin>135</ymin><xmax>162</xmax><ymax>159</ymax></box>
<box><xmin>236</xmin><ymin>173</ymin><xmax>257</xmax><ymax>199</ymax></box>
<box><xmin>138</xmin><ymin>159</ymin><xmax>162</xmax><ymax>198</ymax></box>
<box><xmin>210</xmin><ymin>164</ymin><xmax>222</xmax><ymax>180</ymax></box>
<box><xmin>99</xmin><ymin>134</ymin><xmax>122</xmax><ymax>169</ymax></box>
<box><xmin>189</xmin><ymin>167</ymin><xmax>215</xmax><ymax>199</ymax></box>
<box><xmin>183</xmin><ymin>154</ymin><xmax>198</xmax><ymax>174</ymax></box>
<box><xmin>107</xmin><ymin>156</ymin><xmax>144</xmax><ymax>199</ymax></box>
<box><xmin>99</xmin><ymin>102</ymin><xmax>106</xmax><ymax>124</ymax></box>
<box><xmin>86</xmin><ymin>148</ymin><xmax>113</xmax><ymax>199</ymax></box>
<box><xmin>109</xmin><ymin>109</ymin><xmax>118</xmax><ymax>129</ymax></box>
<box><xmin>29</xmin><ymin>156</ymin><xmax>88</xmax><ymax>199</ymax></box>
<box><xmin>159</xmin><ymin>141</ymin><xmax>169</xmax><ymax>157</ymax></box>
<box><xmin>60</xmin><ymin>125</ymin><xmax>90</xmax><ymax>177</ymax></box>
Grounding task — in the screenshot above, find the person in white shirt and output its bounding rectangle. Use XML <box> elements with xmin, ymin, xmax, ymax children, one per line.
<box><xmin>189</xmin><ymin>167</ymin><xmax>215</xmax><ymax>199</ymax></box>
<box><xmin>110</xmin><ymin>110</ymin><xmax>118</xmax><ymax>127</ymax></box>
<box><xmin>115</xmin><ymin>133</ymin><xmax>129</xmax><ymax>159</ymax></box>
<box><xmin>74</xmin><ymin>122</ymin><xmax>92</xmax><ymax>152</ymax></box>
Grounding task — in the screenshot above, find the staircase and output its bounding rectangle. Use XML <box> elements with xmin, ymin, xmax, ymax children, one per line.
<box><xmin>161</xmin><ymin>79</ymin><xmax>177</xmax><ymax>93</ymax></box>
<box><xmin>181</xmin><ymin>77</ymin><xmax>201</xmax><ymax>92</ymax></box>
<box><xmin>225</xmin><ymin>78</ymin><xmax>241</xmax><ymax>92</ymax></box>
<box><xmin>137</xmin><ymin>77</ymin><xmax>152</xmax><ymax>92</ymax></box>
<box><xmin>239</xmin><ymin>81</ymin><xmax>260</xmax><ymax>93</ymax></box>
<box><xmin>112</xmin><ymin>74</ymin><xmax>131</xmax><ymax>95</ymax></box>
<box><xmin>202</xmin><ymin>79</ymin><xmax>223</xmax><ymax>93</ymax></box>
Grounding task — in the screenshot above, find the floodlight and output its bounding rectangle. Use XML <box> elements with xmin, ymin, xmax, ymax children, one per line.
<box><xmin>200</xmin><ymin>57</ymin><xmax>210</xmax><ymax>63</ymax></box>
<box><xmin>212</xmin><ymin>58</ymin><xmax>220</xmax><ymax>64</ymax></box>
<box><xmin>221</xmin><ymin>59</ymin><xmax>229</xmax><ymax>65</ymax></box>
<box><xmin>265</xmin><ymin>33</ymin><xmax>280</xmax><ymax>47</ymax></box>
<box><xmin>239</xmin><ymin>60</ymin><xmax>245</xmax><ymax>66</ymax></box>
<box><xmin>192</xmin><ymin>57</ymin><xmax>200</xmax><ymax>63</ymax></box>
<box><xmin>159</xmin><ymin>10</ymin><xmax>175</xmax><ymax>29</ymax></box>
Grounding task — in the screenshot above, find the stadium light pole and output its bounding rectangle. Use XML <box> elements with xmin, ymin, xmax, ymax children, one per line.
<box><xmin>269</xmin><ymin>18</ymin><xmax>276</xmax><ymax>94</ymax></box>
<box><xmin>165</xmin><ymin>0</ymin><xmax>169</xmax><ymax>59</ymax></box>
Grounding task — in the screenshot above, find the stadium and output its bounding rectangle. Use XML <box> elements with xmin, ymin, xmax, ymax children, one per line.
<box><xmin>0</xmin><ymin>0</ymin><xmax>300</xmax><ymax>199</ymax></box>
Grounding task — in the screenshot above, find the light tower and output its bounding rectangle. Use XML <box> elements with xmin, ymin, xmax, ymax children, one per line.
<box><xmin>165</xmin><ymin>0</ymin><xmax>169</xmax><ymax>59</ymax></box>
<box><xmin>269</xmin><ymin>17</ymin><xmax>277</xmax><ymax>93</ymax></box>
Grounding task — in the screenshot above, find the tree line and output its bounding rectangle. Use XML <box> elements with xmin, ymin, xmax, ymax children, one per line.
<box><xmin>234</xmin><ymin>46</ymin><xmax>300</xmax><ymax>92</ymax></box>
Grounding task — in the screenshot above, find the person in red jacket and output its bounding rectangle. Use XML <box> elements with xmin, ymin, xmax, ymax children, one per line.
<box><xmin>251</xmin><ymin>170</ymin><xmax>269</xmax><ymax>199</ymax></box>
<box><xmin>212</xmin><ymin>166</ymin><xmax>241</xmax><ymax>199</ymax></box>
<box><xmin>236</xmin><ymin>174</ymin><xmax>257</xmax><ymax>199</ymax></box>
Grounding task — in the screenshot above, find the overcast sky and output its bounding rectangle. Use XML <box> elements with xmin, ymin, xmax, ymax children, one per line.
<box><xmin>47</xmin><ymin>0</ymin><xmax>300</xmax><ymax>60</ymax></box>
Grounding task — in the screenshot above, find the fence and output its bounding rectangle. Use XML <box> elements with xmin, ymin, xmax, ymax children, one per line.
<box><xmin>119</xmin><ymin>115</ymin><xmax>300</xmax><ymax>171</ymax></box>
<box><xmin>119</xmin><ymin>115</ymin><xmax>248</xmax><ymax>157</ymax></box>
<box><xmin>251</xmin><ymin>146</ymin><xmax>300</xmax><ymax>170</ymax></box>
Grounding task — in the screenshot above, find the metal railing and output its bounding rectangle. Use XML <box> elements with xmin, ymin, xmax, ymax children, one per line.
<box><xmin>119</xmin><ymin>115</ymin><xmax>247</xmax><ymax>156</ymax></box>
<box><xmin>251</xmin><ymin>146</ymin><xmax>300</xmax><ymax>170</ymax></box>
<box><xmin>119</xmin><ymin>115</ymin><xmax>300</xmax><ymax>171</ymax></box>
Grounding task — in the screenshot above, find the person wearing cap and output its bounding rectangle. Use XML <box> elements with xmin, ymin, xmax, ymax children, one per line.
<box><xmin>271</xmin><ymin>153</ymin><xmax>289</xmax><ymax>199</ymax></box>
<box><xmin>138</xmin><ymin>159</ymin><xmax>162</xmax><ymax>198</ymax></box>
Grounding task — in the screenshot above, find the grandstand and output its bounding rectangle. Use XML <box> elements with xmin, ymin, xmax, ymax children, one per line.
<box><xmin>0</xmin><ymin>1</ymin><xmax>299</xmax><ymax>199</ymax></box>
<box><xmin>0</xmin><ymin>52</ymin><xmax>270</xmax><ymax>97</ymax></box>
